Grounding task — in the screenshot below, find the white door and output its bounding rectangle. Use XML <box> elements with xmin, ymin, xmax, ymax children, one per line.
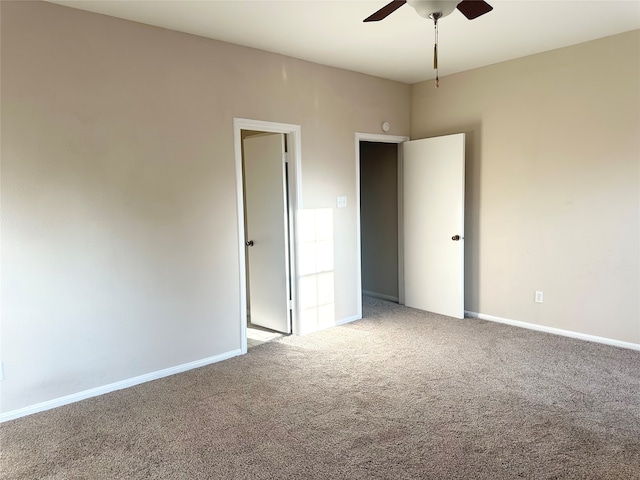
<box><xmin>403</xmin><ymin>133</ymin><xmax>465</xmax><ymax>319</ymax></box>
<box><xmin>244</xmin><ymin>133</ymin><xmax>291</xmax><ymax>333</ymax></box>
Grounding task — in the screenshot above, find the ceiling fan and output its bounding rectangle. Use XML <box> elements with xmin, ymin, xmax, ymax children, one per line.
<box><xmin>364</xmin><ymin>0</ymin><xmax>493</xmax><ymax>23</ymax></box>
<box><xmin>364</xmin><ymin>0</ymin><xmax>494</xmax><ymax>87</ymax></box>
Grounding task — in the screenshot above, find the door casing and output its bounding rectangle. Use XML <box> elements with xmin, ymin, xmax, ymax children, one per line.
<box><xmin>355</xmin><ymin>132</ymin><xmax>409</xmax><ymax>320</ymax></box>
<box><xmin>356</xmin><ymin>132</ymin><xmax>466</xmax><ymax>320</ymax></box>
<box><xmin>234</xmin><ymin>118</ymin><xmax>302</xmax><ymax>354</ymax></box>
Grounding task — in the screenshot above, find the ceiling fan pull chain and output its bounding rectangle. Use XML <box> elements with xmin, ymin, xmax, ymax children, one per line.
<box><xmin>434</xmin><ymin>44</ymin><xmax>438</xmax><ymax>70</ymax></box>
<box><xmin>433</xmin><ymin>16</ymin><xmax>439</xmax><ymax>88</ymax></box>
<box><xmin>434</xmin><ymin>44</ymin><xmax>439</xmax><ymax>88</ymax></box>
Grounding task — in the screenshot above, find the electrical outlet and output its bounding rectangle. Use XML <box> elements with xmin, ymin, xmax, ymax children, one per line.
<box><xmin>0</xmin><ymin>362</ymin><xmax>4</xmax><ymax>382</ymax></box>
<box><xmin>535</xmin><ymin>291</ymin><xmax>544</xmax><ymax>303</ymax></box>
<box><xmin>337</xmin><ymin>196</ymin><xmax>347</xmax><ymax>208</ymax></box>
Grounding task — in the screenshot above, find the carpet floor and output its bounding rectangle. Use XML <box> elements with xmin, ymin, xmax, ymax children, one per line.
<box><xmin>2</xmin><ymin>296</ymin><xmax>639</xmax><ymax>479</ymax></box>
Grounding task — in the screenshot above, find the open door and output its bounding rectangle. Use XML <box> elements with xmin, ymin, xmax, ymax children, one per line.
<box><xmin>243</xmin><ymin>133</ymin><xmax>292</xmax><ymax>334</ymax></box>
<box><xmin>403</xmin><ymin>133</ymin><xmax>465</xmax><ymax>319</ymax></box>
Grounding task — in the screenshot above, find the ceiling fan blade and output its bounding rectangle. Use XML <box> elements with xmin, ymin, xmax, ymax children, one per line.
<box><xmin>456</xmin><ymin>0</ymin><xmax>493</xmax><ymax>20</ymax></box>
<box><xmin>363</xmin><ymin>0</ymin><xmax>407</xmax><ymax>22</ymax></box>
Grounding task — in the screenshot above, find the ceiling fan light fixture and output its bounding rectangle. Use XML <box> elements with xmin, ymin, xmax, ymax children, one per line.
<box><xmin>407</xmin><ymin>0</ymin><xmax>458</xmax><ymax>19</ymax></box>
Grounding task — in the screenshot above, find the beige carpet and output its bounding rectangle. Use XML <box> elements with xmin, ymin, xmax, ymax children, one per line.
<box><xmin>2</xmin><ymin>296</ymin><xmax>639</xmax><ymax>479</ymax></box>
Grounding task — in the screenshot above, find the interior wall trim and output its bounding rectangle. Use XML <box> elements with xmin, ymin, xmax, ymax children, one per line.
<box><xmin>465</xmin><ymin>311</ymin><xmax>640</xmax><ymax>352</ymax></box>
<box><xmin>0</xmin><ymin>349</ymin><xmax>242</xmax><ymax>423</ymax></box>
<box><xmin>297</xmin><ymin>314</ymin><xmax>361</xmax><ymax>336</ymax></box>
<box><xmin>233</xmin><ymin>117</ymin><xmax>303</xmax><ymax>352</ymax></box>
<box><xmin>355</xmin><ymin>132</ymin><xmax>410</xmax><ymax>321</ymax></box>
<box><xmin>335</xmin><ymin>314</ymin><xmax>362</xmax><ymax>327</ymax></box>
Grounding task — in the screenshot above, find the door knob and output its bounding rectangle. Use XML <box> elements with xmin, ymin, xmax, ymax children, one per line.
<box><xmin>451</xmin><ymin>235</ymin><xmax>461</xmax><ymax>241</ymax></box>
<box><xmin>246</xmin><ymin>240</ymin><xmax>254</xmax><ymax>247</ymax></box>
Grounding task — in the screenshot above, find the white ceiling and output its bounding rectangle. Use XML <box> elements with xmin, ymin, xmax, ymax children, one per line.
<box><xmin>47</xmin><ymin>0</ymin><xmax>640</xmax><ymax>84</ymax></box>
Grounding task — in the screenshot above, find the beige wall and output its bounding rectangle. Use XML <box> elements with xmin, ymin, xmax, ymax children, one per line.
<box><xmin>0</xmin><ymin>1</ymin><xmax>410</xmax><ymax>413</ymax></box>
<box><xmin>360</xmin><ymin>142</ymin><xmax>399</xmax><ymax>299</ymax></box>
<box><xmin>412</xmin><ymin>30</ymin><xmax>640</xmax><ymax>344</ymax></box>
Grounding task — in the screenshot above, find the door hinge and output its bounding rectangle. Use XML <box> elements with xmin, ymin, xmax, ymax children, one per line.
<box><xmin>288</xmin><ymin>299</ymin><xmax>294</xmax><ymax>310</ymax></box>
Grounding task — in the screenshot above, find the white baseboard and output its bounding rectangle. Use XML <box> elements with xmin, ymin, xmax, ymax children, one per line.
<box><xmin>298</xmin><ymin>314</ymin><xmax>361</xmax><ymax>336</ymax></box>
<box><xmin>336</xmin><ymin>314</ymin><xmax>361</xmax><ymax>326</ymax></box>
<box><xmin>0</xmin><ymin>349</ymin><xmax>243</xmax><ymax>423</ymax></box>
<box><xmin>465</xmin><ymin>311</ymin><xmax>640</xmax><ymax>351</ymax></box>
<box><xmin>363</xmin><ymin>290</ymin><xmax>399</xmax><ymax>303</ymax></box>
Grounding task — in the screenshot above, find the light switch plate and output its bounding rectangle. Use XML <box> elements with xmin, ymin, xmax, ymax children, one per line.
<box><xmin>337</xmin><ymin>196</ymin><xmax>347</xmax><ymax>208</ymax></box>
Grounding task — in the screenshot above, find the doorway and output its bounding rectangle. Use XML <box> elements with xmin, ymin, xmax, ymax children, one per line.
<box><xmin>356</xmin><ymin>133</ymin><xmax>409</xmax><ymax>319</ymax></box>
<box><xmin>356</xmin><ymin>132</ymin><xmax>465</xmax><ymax>320</ymax></box>
<box><xmin>360</xmin><ymin>141</ymin><xmax>400</xmax><ymax>303</ymax></box>
<box><xmin>234</xmin><ymin>119</ymin><xmax>302</xmax><ymax>354</ymax></box>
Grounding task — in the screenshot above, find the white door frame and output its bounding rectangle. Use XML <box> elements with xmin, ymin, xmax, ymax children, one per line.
<box><xmin>355</xmin><ymin>132</ymin><xmax>409</xmax><ymax>320</ymax></box>
<box><xmin>234</xmin><ymin>118</ymin><xmax>302</xmax><ymax>354</ymax></box>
